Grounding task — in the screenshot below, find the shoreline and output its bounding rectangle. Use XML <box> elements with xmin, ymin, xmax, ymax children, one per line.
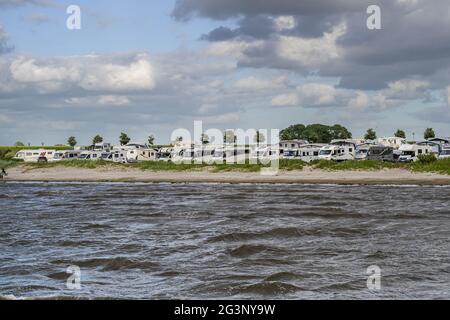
<box><xmin>3</xmin><ymin>165</ymin><xmax>450</xmax><ymax>186</ymax></box>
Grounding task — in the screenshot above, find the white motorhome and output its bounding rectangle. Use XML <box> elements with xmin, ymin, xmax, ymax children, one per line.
<box><xmin>438</xmin><ymin>145</ymin><xmax>450</xmax><ymax>159</ymax></box>
<box><xmin>14</xmin><ymin>149</ymin><xmax>56</xmax><ymax>163</ymax></box>
<box><xmin>355</xmin><ymin>142</ymin><xmax>376</xmax><ymax>160</ymax></box>
<box><xmin>157</xmin><ymin>147</ymin><xmax>173</xmax><ymax>162</ymax></box>
<box><xmin>126</xmin><ymin>148</ymin><xmax>158</xmax><ymax>163</ymax></box>
<box><xmin>51</xmin><ymin>150</ymin><xmax>81</xmax><ymax>161</ymax></box>
<box><xmin>398</xmin><ymin>144</ymin><xmax>434</xmax><ymax>162</ymax></box>
<box><xmin>318</xmin><ymin>141</ymin><xmax>356</xmax><ymax>161</ymax></box>
<box><xmin>79</xmin><ymin>151</ymin><xmax>104</xmax><ymax>161</ymax></box>
<box><xmin>250</xmin><ymin>145</ymin><xmax>280</xmax><ymax>163</ymax></box>
<box><xmin>377</xmin><ymin>137</ymin><xmax>406</xmax><ymax>149</ymax></box>
<box><xmin>297</xmin><ymin>144</ymin><xmax>324</xmax><ymax>162</ymax></box>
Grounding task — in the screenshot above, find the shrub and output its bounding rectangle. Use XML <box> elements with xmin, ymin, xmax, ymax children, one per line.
<box><xmin>417</xmin><ymin>153</ymin><xmax>437</xmax><ymax>164</ymax></box>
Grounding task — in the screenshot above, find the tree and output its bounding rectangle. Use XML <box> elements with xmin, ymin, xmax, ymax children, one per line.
<box><xmin>280</xmin><ymin>124</ymin><xmax>306</xmax><ymax>140</ymax></box>
<box><xmin>280</xmin><ymin>123</ymin><xmax>352</xmax><ymax>143</ymax></box>
<box><xmin>92</xmin><ymin>135</ymin><xmax>103</xmax><ymax>145</ymax></box>
<box><xmin>14</xmin><ymin>141</ymin><xmax>25</xmax><ymax>147</ymax></box>
<box><xmin>67</xmin><ymin>136</ymin><xmax>77</xmax><ymax>147</ymax></box>
<box><xmin>330</xmin><ymin>124</ymin><xmax>352</xmax><ymax>140</ymax></box>
<box><xmin>394</xmin><ymin>129</ymin><xmax>406</xmax><ymax>139</ymax></box>
<box><xmin>201</xmin><ymin>133</ymin><xmax>209</xmax><ymax>145</ymax></box>
<box><xmin>254</xmin><ymin>130</ymin><xmax>266</xmax><ymax>144</ymax></box>
<box><xmin>119</xmin><ymin>132</ymin><xmax>131</xmax><ymax>146</ymax></box>
<box><xmin>224</xmin><ymin>130</ymin><xmax>237</xmax><ymax>144</ymax></box>
<box><xmin>364</xmin><ymin>128</ymin><xmax>377</xmax><ymax>140</ymax></box>
<box><xmin>424</xmin><ymin>128</ymin><xmax>435</xmax><ymax>140</ymax></box>
<box><xmin>148</xmin><ymin>135</ymin><xmax>155</xmax><ymax>146</ymax></box>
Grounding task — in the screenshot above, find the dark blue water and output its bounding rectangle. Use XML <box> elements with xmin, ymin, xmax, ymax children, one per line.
<box><xmin>0</xmin><ymin>182</ymin><xmax>449</xmax><ymax>299</ymax></box>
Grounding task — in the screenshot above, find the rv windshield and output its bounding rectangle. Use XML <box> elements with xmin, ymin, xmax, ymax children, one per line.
<box><xmin>319</xmin><ymin>150</ymin><xmax>332</xmax><ymax>156</ymax></box>
<box><xmin>441</xmin><ymin>150</ymin><xmax>450</xmax><ymax>155</ymax></box>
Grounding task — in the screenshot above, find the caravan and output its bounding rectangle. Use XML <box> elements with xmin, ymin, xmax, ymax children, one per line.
<box><xmin>398</xmin><ymin>144</ymin><xmax>434</xmax><ymax>162</ymax></box>
<box><xmin>14</xmin><ymin>149</ymin><xmax>56</xmax><ymax>163</ymax></box>
<box><xmin>438</xmin><ymin>145</ymin><xmax>450</xmax><ymax>159</ymax></box>
<box><xmin>318</xmin><ymin>141</ymin><xmax>356</xmax><ymax>161</ymax></box>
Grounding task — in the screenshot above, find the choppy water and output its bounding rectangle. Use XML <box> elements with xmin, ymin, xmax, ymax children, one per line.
<box><xmin>0</xmin><ymin>182</ymin><xmax>449</xmax><ymax>300</ymax></box>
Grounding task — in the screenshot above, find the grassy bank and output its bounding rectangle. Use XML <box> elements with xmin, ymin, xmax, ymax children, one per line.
<box><xmin>311</xmin><ymin>160</ymin><xmax>407</xmax><ymax>171</ymax></box>
<box><xmin>411</xmin><ymin>158</ymin><xmax>450</xmax><ymax>175</ymax></box>
<box><xmin>21</xmin><ymin>159</ymin><xmax>303</xmax><ymax>173</ymax></box>
<box><xmin>4</xmin><ymin>156</ymin><xmax>450</xmax><ymax>175</ymax></box>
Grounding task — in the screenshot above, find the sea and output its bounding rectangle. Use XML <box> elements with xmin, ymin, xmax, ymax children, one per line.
<box><xmin>0</xmin><ymin>182</ymin><xmax>449</xmax><ymax>299</ymax></box>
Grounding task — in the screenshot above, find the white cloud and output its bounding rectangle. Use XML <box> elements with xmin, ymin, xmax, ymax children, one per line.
<box><xmin>271</xmin><ymin>93</ymin><xmax>298</xmax><ymax>106</ymax></box>
<box><xmin>64</xmin><ymin>95</ymin><xmax>131</xmax><ymax>107</ymax></box>
<box><xmin>273</xmin><ymin>16</ymin><xmax>296</xmax><ymax>31</ymax></box>
<box><xmin>9</xmin><ymin>53</ymin><xmax>156</xmax><ymax>93</ymax></box>
<box><xmin>349</xmin><ymin>91</ymin><xmax>369</xmax><ymax>110</ymax></box>
<box><xmin>276</xmin><ymin>24</ymin><xmax>346</xmax><ymax>68</ymax></box>
<box><xmin>206</xmin><ymin>40</ymin><xmax>262</xmax><ymax>59</ymax></box>
<box><xmin>79</xmin><ymin>56</ymin><xmax>155</xmax><ymax>91</ymax></box>
<box><xmin>10</xmin><ymin>56</ymin><xmax>78</xmax><ymax>82</ymax></box>
<box><xmin>383</xmin><ymin>79</ymin><xmax>430</xmax><ymax>99</ymax></box>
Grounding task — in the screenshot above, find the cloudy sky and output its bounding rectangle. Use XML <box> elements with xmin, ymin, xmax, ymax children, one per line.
<box><xmin>0</xmin><ymin>0</ymin><xmax>449</xmax><ymax>145</ymax></box>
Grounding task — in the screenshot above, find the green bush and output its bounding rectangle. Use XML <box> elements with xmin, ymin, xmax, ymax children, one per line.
<box><xmin>417</xmin><ymin>153</ymin><xmax>437</xmax><ymax>164</ymax></box>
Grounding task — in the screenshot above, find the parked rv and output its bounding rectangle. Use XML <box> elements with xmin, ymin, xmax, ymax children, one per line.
<box><xmin>297</xmin><ymin>144</ymin><xmax>324</xmax><ymax>162</ymax></box>
<box><xmin>52</xmin><ymin>150</ymin><xmax>81</xmax><ymax>161</ymax></box>
<box><xmin>14</xmin><ymin>149</ymin><xmax>56</xmax><ymax>163</ymax></box>
<box><xmin>377</xmin><ymin>137</ymin><xmax>406</xmax><ymax>149</ymax></box>
<box><xmin>367</xmin><ymin>146</ymin><xmax>395</xmax><ymax>162</ymax></box>
<box><xmin>398</xmin><ymin>144</ymin><xmax>433</xmax><ymax>162</ymax></box>
<box><xmin>438</xmin><ymin>145</ymin><xmax>450</xmax><ymax>159</ymax></box>
<box><xmin>79</xmin><ymin>151</ymin><xmax>104</xmax><ymax>161</ymax></box>
<box><xmin>319</xmin><ymin>141</ymin><xmax>356</xmax><ymax>161</ymax></box>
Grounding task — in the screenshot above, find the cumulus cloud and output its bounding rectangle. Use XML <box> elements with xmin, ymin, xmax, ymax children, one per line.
<box><xmin>7</xmin><ymin>53</ymin><xmax>156</xmax><ymax>93</ymax></box>
<box><xmin>64</xmin><ymin>95</ymin><xmax>131</xmax><ymax>107</ymax></box>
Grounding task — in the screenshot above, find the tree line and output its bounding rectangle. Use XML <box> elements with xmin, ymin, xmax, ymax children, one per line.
<box><xmin>12</xmin><ymin>126</ymin><xmax>438</xmax><ymax>147</ymax></box>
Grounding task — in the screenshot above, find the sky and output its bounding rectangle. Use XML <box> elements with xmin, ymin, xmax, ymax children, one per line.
<box><xmin>0</xmin><ymin>0</ymin><xmax>450</xmax><ymax>145</ymax></box>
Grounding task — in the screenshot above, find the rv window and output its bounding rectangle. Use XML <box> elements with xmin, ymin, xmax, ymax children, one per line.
<box><xmin>349</xmin><ymin>148</ymin><xmax>353</xmax><ymax>152</ymax></box>
<box><xmin>314</xmin><ymin>151</ymin><xmax>319</xmax><ymax>156</ymax></box>
<box><xmin>418</xmin><ymin>149</ymin><xmax>422</xmax><ymax>154</ymax></box>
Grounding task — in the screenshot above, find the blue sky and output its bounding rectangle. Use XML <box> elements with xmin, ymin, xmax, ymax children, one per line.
<box><xmin>0</xmin><ymin>0</ymin><xmax>449</xmax><ymax>145</ymax></box>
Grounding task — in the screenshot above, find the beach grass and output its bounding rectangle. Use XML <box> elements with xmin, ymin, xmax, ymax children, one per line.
<box><xmin>311</xmin><ymin>160</ymin><xmax>407</xmax><ymax>171</ymax></box>
<box><xmin>411</xmin><ymin>158</ymin><xmax>450</xmax><ymax>175</ymax></box>
<box><xmin>4</xmin><ymin>153</ymin><xmax>450</xmax><ymax>175</ymax></box>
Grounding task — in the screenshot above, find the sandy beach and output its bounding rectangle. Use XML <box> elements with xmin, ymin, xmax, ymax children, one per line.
<box><xmin>3</xmin><ymin>165</ymin><xmax>450</xmax><ymax>185</ymax></box>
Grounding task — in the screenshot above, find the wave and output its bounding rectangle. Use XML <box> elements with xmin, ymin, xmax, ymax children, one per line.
<box><xmin>51</xmin><ymin>257</ymin><xmax>160</xmax><ymax>272</ymax></box>
<box><xmin>238</xmin><ymin>281</ymin><xmax>303</xmax><ymax>295</ymax></box>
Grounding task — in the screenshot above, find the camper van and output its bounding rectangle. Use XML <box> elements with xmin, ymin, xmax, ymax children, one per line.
<box><xmin>377</xmin><ymin>137</ymin><xmax>406</xmax><ymax>149</ymax></box>
<box><xmin>79</xmin><ymin>151</ymin><xmax>104</xmax><ymax>161</ymax></box>
<box><xmin>297</xmin><ymin>144</ymin><xmax>324</xmax><ymax>162</ymax></box>
<box><xmin>157</xmin><ymin>148</ymin><xmax>173</xmax><ymax>162</ymax></box>
<box><xmin>319</xmin><ymin>141</ymin><xmax>356</xmax><ymax>161</ymax></box>
<box><xmin>398</xmin><ymin>144</ymin><xmax>434</xmax><ymax>162</ymax></box>
<box><xmin>250</xmin><ymin>146</ymin><xmax>280</xmax><ymax>163</ymax></box>
<box><xmin>14</xmin><ymin>149</ymin><xmax>56</xmax><ymax>163</ymax></box>
<box><xmin>51</xmin><ymin>150</ymin><xmax>81</xmax><ymax>161</ymax></box>
<box><xmin>367</xmin><ymin>146</ymin><xmax>395</xmax><ymax>162</ymax></box>
<box><xmin>126</xmin><ymin>148</ymin><xmax>158</xmax><ymax>163</ymax></box>
<box><xmin>438</xmin><ymin>145</ymin><xmax>450</xmax><ymax>159</ymax></box>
